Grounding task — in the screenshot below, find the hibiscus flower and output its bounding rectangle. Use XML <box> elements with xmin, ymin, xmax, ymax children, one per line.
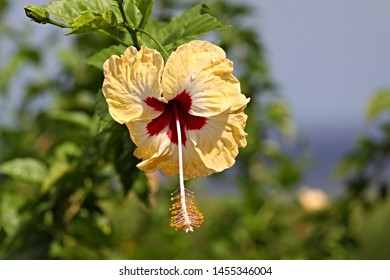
<box><xmin>103</xmin><ymin>40</ymin><xmax>249</xmax><ymax>232</ymax></box>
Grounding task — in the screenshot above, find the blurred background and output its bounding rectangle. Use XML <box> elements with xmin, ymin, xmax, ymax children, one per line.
<box><xmin>1</xmin><ymin>0</ymin><xmax>390</xmax><ymax>259</ymax></box>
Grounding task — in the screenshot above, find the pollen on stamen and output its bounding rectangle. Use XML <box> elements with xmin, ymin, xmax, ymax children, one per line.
<box><xmin>169</xmin><ymin>188</ymin><xmax>204</xmax><ymax>233</ymax></box>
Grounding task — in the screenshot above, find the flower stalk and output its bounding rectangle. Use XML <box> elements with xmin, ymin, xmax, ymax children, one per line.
<box><xmin>135</xmin><ymin>28</ymin><xmax>170</xmax><ymax>58</ymax></box>
<box><xmin>117</xmin><ymin>0</ymin><xmax>140</xmax><ymax>49</ymax></box>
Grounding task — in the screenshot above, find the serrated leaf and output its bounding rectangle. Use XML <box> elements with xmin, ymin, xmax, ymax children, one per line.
<box><xmin>87</xmin><ymin>45</ymin><xmax>126</xmax><ymax>69</ymax></box>
<box><xmin>366</xmin><ymin>88</ymin><xmax>390</xmax><ymax>121</ymax></box>
<box><xmin>160</xmin><ymin>4</ymin><xmax>228</xmax><ymax>52</ymax></box>
<box><xmin>43</xmin><ymin>0</ymin><xmax>121</xmax><ymax>25</ymax></box>
<box><xmin>0</xmin><ymin>158</ymin><xmax>47</xmax><ymax>184</ymax></box>
<box><xmin>67</xmin><ymin>10</ymin><xmax>118</xmax><ymax>35</ymax></box>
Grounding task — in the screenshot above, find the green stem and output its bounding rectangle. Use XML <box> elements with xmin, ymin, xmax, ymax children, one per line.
<box><xmin>48</xmin><ymin>18</ymin><xmax>128</xmax><ymax>47</ymax></box>
<box><xmin>118</xmin><ymin>1</ymin><xmax>140</xmax><ymax>49</ymax></box>
<box><xmin>48</xmin><ymin>18</ymin><xmax>71</xmax><ymax>29</ymax></box>
<box><xmin>135</xmin><ymin>28</ymin><xmax>170</xmax><ymax>58</ymax></box>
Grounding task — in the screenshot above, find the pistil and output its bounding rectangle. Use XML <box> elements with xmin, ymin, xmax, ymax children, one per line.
<box><xmin>170</xmin><ymin>104</ymin><xmax>204</xmax><ymax>232</ymax></box>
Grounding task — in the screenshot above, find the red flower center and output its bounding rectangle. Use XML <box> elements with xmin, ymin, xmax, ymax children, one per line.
<box><xmin>145</xmin><ymin>91</ymin><xmax>207</xmax><ymax>146</ymax></box>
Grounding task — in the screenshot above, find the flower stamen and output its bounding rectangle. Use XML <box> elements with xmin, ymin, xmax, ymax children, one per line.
<box><xmin>169</xmin><ymin>104</ymin><xmax>204</xmax><ymax>232</ymax></box>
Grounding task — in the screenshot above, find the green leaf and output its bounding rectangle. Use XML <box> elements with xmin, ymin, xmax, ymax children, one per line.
<box><xmin>87</xmin><ymin>44</ymin><xmax>126</xmax><ymax>69</ymax></box>
<box><xmin>41</xmin><ymin>161</ymin><xmax>71</xmax><ymax>193</ymax></box>
<box><xmin>333</xmin><ymin>155</ymin><xmax>363</xmax><ymax>179</ymax></box>
<box><xmin>164</xmin><ymin>4</ymin><xmax>227</xmax><ymax>50</ymax></box>
<box><xmin>54</xmin><ymin>142</ymin><xmax>83</xmax><ymax>161</ymax></box>
<box><xmin>47</xmin><ymin>110</ymin><xmax>92</xmax><ymax>129</ymax></box>
<box><xmin>146</xmin><ymin>4</ymin><xmax>227</xmax><ymax>53</ymax></box>
<box><xmin>122</xmin><ymin>0</ymin><xmax>153</xmax><ymax>28</ymax></box>
<box><xmin>366</xmin><ymin>88</ymin><xmax>390</xmax><ymax>121</ymax></box>
<box><xmin>132</xmin><ymin>172</ymin><xmax>152</xmax><ymax>206</ymax></box>
<box><xmin>333</xmin><ymin>137</ymin><xmax>378</xmax><ymax>178</ymax></box>
<box><xmin>43</xmin><ymin>0</ymin><xmax>121</xmax><ymax>25</ymax></box>
<box><xmin>265</xmin><ymin>102</ymin><xmax>295</xmax><ymax>138</ymax></box>
<box><xmin>274</xmin><ymin>156</ymin><xmax>302</xmax><ymax>187</ymax></box>
<box><xmin>123</xmin><ymin>0</ymin><xmax>141</xmax><ymax>27</ymax></box>
<box><xmin>134</xmin><ymin>0</ymin><xmax>154</xmax><ymax>28</ymax></box>
<box><xmin>67</xmin><ymin>10</ymin><xmax>118</xmax><ymax>35</ymax></box>
<box><xmin>0</xmin><ymin>158</ymin><xmax>47</xmax><ymax>184</ymax></box>
<box><xmin>41</xmin><ymin>142</ymin><xmax>81</xmax><ymax>201</ymax></box>
<box><xmin>95</xmin><ymin>90</ymin><xmax>115</xmax><ymax>133</ymax></box>
<box><xmin>112</xmin><ymin>131</ymin><xmax>138</xmax><ymax>195</ymax></box>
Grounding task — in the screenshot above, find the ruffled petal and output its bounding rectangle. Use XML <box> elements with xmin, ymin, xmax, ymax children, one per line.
<box><xmin>126</xmin><ymin>119</ymin><xmax>176</xmax><ymax>175</ymax></box>
<box><xmin>102</xmin><ymin>46</ymin><xmax>164</xmax><ymax>124</ymax></box>
<box><xmin>181</xmin><ymin>139</ymin><xmax>216</xmax><ymax>179</ymax></box>
<box><xmin>162</xmin><ymin>40</ymin><xmax>249</xmax><ymax>117</ymax></box>
<box><xmin>126</xmin><ymin>120</ymin><xmax>168</xmax><ymax>161</ymax></box>
<box><xmin>187</xmin><ymin>108</ymin><xmax>248</xmax><ymax>173</ymax></box>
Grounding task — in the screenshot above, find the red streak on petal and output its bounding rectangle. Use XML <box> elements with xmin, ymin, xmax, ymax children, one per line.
<box><xmin>145</xmin><ymin>91</ymin><xmax>207</xmax><ymax>146</ymax></box>
<box><xmin>144</xmin><ymin>96</ymin><xmax>166</xmax><ymax>112</ymax></box>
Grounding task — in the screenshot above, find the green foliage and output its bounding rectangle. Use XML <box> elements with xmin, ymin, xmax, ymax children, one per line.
<box><xmin>265</xmin><ymin>101</ymin><xmax>295</xmax><ymax>138</ymax></box>
<box><xmin>336</xmin><ymin>89</ymin><xmax>390</xmax><ymax>203</ymax></box>
<box><xmin>26</xmin><ymin>0</ymin><xmax>226</xmax><ymax>57</ymax></box>
<box><xmin>67</xmin><ymin>10</ymin><xmax>119</xmax><ymax>35</ymax></box>
<box><xmin>0</xmin><ymin>158</ymin><xmax>47</xmax><ymax>184</ymax></box>
<box><xmin>95</xmin><ymin>89</ymin><xmax>117</xmax><ymax>132</ymax></box>
<box><xmin>157</xmin><ymin>4</ymin><xmax>227</xmax><ymax>52</ymax></box>
<box><xmin>43</xmin><ymin>0</ymin><xmax>120</xmax><ymax>25</ymax></box>
<box><xmin>366</xmin><ymin>88</ymin><xmax>390</xmax><ymax>121</ymax></box>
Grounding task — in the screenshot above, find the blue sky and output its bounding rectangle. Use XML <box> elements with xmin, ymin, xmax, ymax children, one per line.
<box><xmin>253</xmin><ymin>0</ymin><xmax>390</xmax><ymax>127</ymax></box>
<box><xmin>8</xmin><ymin>0</ymin><xmax>390</xmax><ymax>192</ymax></box>
<box><xmin>245</xmin><ymin>0</ymin><xmax>390</xmax><ymax>191</ymax></box>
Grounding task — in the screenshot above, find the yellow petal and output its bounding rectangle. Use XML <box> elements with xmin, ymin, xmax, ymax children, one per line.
<box><xmin>126</xmin><ymin>120</ymin><xmax>169</xmax><ymax>160</ymax></box>
<box><xmin>187</xmin><ymin>108</ymin><xmax>248</xmax><ymax>173</ymax></box>
<box><xmin>182</xmin><ymin>139</ymin><xmax>216</xmax><ymax>179</ymax></box>
<box><xmin>162</xmin><ymin>40</ymin><xmax>249</xmax><ymax>117</ymax></box>
<box><xmin>102</xmin><ymin>46</ymin><xmax>164</xmax><ymax>124</ymax></box>
<box><xmin>227</xmin><ymin>109</ymin><xmax>248</xmax><ymax>149</ymax></box>
<box><xmin>127</xmin><ymin>119</ymin><xmax>176</xmax><ymax>175</ymax></box>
